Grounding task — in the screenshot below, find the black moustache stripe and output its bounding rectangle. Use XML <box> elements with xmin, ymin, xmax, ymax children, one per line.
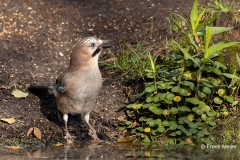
<box><xmin>92</xmin><ymin>48</ymin><xmax>101</xmax><ymax>57</ymax></box>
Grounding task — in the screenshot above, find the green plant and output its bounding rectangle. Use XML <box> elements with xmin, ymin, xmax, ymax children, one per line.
<box><xmin>103</xmin><ymin>38</ymin><xmax>154</xmax><ymax>81</ymax></box>
<box><xmin>209</xmin><ymin>0</ymin><xmax>235</xmax><ymax>12</ymax></box>
<box><xmin>125</xmin><ymin>0</ymin><xmax>239</xmax><ymax>144</ymax></box>
<box><xmin>206</xmin><ymin>0</ymin><xmax>240</xmax><ymax>24</ymax></box>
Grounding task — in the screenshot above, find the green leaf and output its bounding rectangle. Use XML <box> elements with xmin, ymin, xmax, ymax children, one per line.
<box><xmin>225</xmin><ymin>96</ymin><xmax>234</xmax><ymax>103</ymax></box>
<box><xmin>142</xmin><ymin>136</ymin><xmax>151</xmax><ymax>143</ymax></box>
<box><xmin>207</xmin><ymin>42</ymin><xmax>239</xmax><ymax>58</ymax></box>
<box><xmin>179</xmin><ymin>88</ymin><xmax>189</xmax><ymax>96</ymax></box>
<box><xmin>170</xmin><ymin>69</ymin><xmax>181</xmax><ymax>77</ymax></box>
<box><xmin>148</xmin><ymin>53</ymin><xmax>156</xmax><ymax>73</ymax></box>
<box><xmin>178</xmin><ymin>117</ymin><xmax>187</xmax><ymax>124</ymax></box>
<box><xmin>157</xmin><ymin>82</ymin><xmax>168</xmax><ymax>89</ymax></box>
<box><xmin>182</xmin><ymin>81</ymin><xmax>195</xmax><ymax>90</ymax></box>
<box><xmin>222</xmin><ymin>73</ymin><xmax>240</xmax><ymax>79</ymax></box>
<box><xmin>202</xmin><ymin>130</ymin><xmax>210</xmax><ymax>135</ymax></box>
<box><xmin>171</xmin><ymin>86</ymin><xmax>181</xmax><ymax>92</ymax></box>
<box><xmin>189</xmin><ymin>122</ymin><xmax>198</xmax><ymax>129</ymax></box>
<box><xmin>164</xmin><ymin>138</ymin><xmax>176</xmax><ymax>145</ymax></box>
<box><xmin>125</xmin><ymin>121</ymin><xmax>132</xmax><ymax>125</ymax></box>
<box><xmin>202</xmin><ymin>86</ymin><xmax>211</xmax><ymax>94</ymax></box>
<box><xmin>169</xmin><ymin>132</ymin><xmax>176</xmax><ymax>137</ymax></box>
<box><xmin>197</xmin><ymin>132</ymin><xmax>205</xmax><ymax>137</ymax></box>
<box><xmin>147</xmin><ymin>119</ymin><xmax>158</xmax><ymax>127</ymax></box>
<box><xmin>146</xmin><ymin>96</ymin><xmax>153</xmax><ymax>103</ymax></box>
<box><xmin>205</xmin><ymin>26</ymin><xmax>212</xmax><ymax>53</ymax></box>
<box><xmin>178</xmin><ymin>106</ymin><xmax>191</xmax><ymax>112</ymax></box>
<box><xmin>211</xmin><ymin>27</ymin><xmax>234</xmax><ymax>34</ymax></box>
<box><xmin>164</xmin><ymin>99</ymin><xmax>173</xmax><ymax>104</ymax></box>
<box><xmin>145</xmin><ymin>86</ymin><xmax>156</xmax><ymax>92</ymax></box>
<box><xmin>173</xmin><ymin>40</ymin><xmax>199</xmax><ymax>67</ymax></box>
<box><xmin>178</xmin><ymin>125</ymin><xmax>188</xmax><ymax>134</ymax></box>
<box><xmin>163</xmin><ymin>109</ymin><xmax>171</xmax><ymax>116</ymax></box>
<box><xmin>136</xmin><ymin>127</ymin><xmax>144</xmax><ymax>132</ymax></box>
<box><xmin>204</xmin><ymin>66</ymin><xmax>222</xmax><ymax>75</ymax></box>
<box><xmin>189</xmin><ymin>128</ymin><xmax>198</xmax><ymax>134</ymax></box>
<box><xmin>146</xmin><ymin>72</ymin><xmax>155</xmax><ymax>78</ymax></box>
<box><xmin>214</xmin><ymin>61</ymin><xmax>227</xmax><ymax>69</ymax></box>
<box><xmin>159</xmin><ymin>93</ymin><xmax>166</xmax><ymax>100</ymax></box>
<box><xmin>195</xmin><ymin>10</ymin><xmax>205</xmax><ymax>32</ymax></box>
<box><xmin>149</xmin><ymin>105</ymin><xmax>163</xmax><ymax>115</ymax></box>
<box><xmin>201</xmin><ymin>114</ymin><xmax>207</xmax><ymax>121</ymax></box>
<box><xmin>232</xmin><ymin>101</ymin><xmax>239</xmax><ymax>106</ymax></box>
<box><xmin>129</xmin><ymin>103</ymin><xmax>143</xmax><ymax>110</ymax></box>
<box><xmin>186</xmin><ymin>97</ymin><xmax>200</xmax><ymax>105</ymax></box>
<box><xmin>157</xmin><ymin>126</ymin><xmax>165</xmax><ymax>132</ymax></box>
<box><xmin>162</xmin><ymin>120</ymin><xmax>170</xmax><ymax>126</ymax></box>
<box><xmin>200</xmin><ymin>105</ymin><xmax>211</xmax><ymax>112</ymax></box>
<box><xmin>190</xmin><ymin>0</ymin><xmax>198</xmax><ymax>31</ymax></box>
<box><xmin>171</xmin><ymin>107</ymin><xmax>179</xmax><ymax>114</ymax></box>
<box><xmin>207</xmin><ymin>111</ymin><xmax>216</xmax><ymax>117</ymax></box>
<box><xmin>166</xmin><ymin>93</ymin><xmax>175</xmax><ymax>101</ymax></box>
<box><xmin>192</xmin><ymin>107</ymin><xmax>204</xmax><ymax>115</ymax></box>
<box><xmin>139</xmin><ymin>116</ymin><xmax>147</xmax><ymax>121</ymax></box>
<box><xmin>213</xmin><ymin>97</ymin><xmax>223</xmax><ymax>104</ymax></box>
<box><xmin>209</xmin><ymin>77</ymin><xmax>219</xmax><ymax>87</ymax></box>
<box><xmin>208</xmin><ymin>121</ymin><xmax>217</xmax><ymax>126</ymax></box>
<box><xmin>176</xmin><ymin>131</ymin><xmax>182</xmax><ymax>135</ymax></box>
<box><xmin>202</xmin><ymin>81</ymin><xmax>213</xmax><ymax>88</ymax></box>
<box><xmin>169</xmin><ymin>123</ymin><xmax>178</xmax><ymax>130</ymax></box>
<box><xmin>195</xmin><ymin>17</ymin><xmax>218</xmax><ymax>33</ymax></box>
<box><xmin>152</xmin><ymin>94</ymin><xmax>160</xmax><ymax>103</ymax></box>
<box><xmin>236</xmin><ymin>53</ymin><xmax>240</xmax><ymax>67</ymax></box>
<box><xmin>198</xmin><ymin>91</ymin><xmax>206</xmax><ymax>98</ymax></box>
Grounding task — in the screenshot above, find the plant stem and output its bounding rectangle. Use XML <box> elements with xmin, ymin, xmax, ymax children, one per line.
<box><xmin>178</xmin><ymin>61</ymin><xmax>186</xmax><ymax>86</ymax></box>
<box><xmin>195</xmin><ymin>65</ymin><xmax>204</xmax><ymax>98</ymax></box>
<box><xmin>235</xmin><ymin>81</ymin><xmax>240</xmax><ymax>100</ymax></box>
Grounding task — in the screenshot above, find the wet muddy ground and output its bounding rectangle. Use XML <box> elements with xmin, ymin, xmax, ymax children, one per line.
<box><xmin>0</xmin><ymin>0</ymin><xmax>239</xmax><ymax>147</ymax></box>
<box><xmin>1</xmin><ymin>142</ymin><xmax>239</xmax><ymax>159</ymax></box>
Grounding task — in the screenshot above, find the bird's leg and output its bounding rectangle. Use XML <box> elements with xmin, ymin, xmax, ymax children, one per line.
<box><xmin>57</xmin><ymin>111</ymin><xmax>64</xmax><ymax>123</ymax></box>
<box><xmin>63</xmin><ymin>114</ymin><xmax>75</xmax><ymax>140</ymax></box>
<box><xmin>84</xmin><ymin>113</ymin><xmax>101</xmax><ymax>142</ymax></box>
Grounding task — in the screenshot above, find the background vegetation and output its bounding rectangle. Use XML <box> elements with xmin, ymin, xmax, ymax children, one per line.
<box><xmin>106</xmin><ymin>0</ymin><xmax>240</xmax><ymax>145</ymax></box>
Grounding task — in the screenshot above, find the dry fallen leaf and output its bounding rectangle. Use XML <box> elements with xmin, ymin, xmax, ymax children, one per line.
<box><xmin>1</xmin><ymin>117</ymin><xmax>16</xmax><ymax>124</ymax></box>
<box><xmin>185</xmin><ymin>138</ymin><xmax>193</xmax><ymax>144</ymax></box>
<box><xmin>117</xmin><ymin>115</ymin><xmax>126</xmax><ymax>122</ymax></box>
<box><xmin>54</xmin><ymin>142</ymin><xmax>63</xmax><ymax>146</ymax></box>
<box><xmin>33</xmin><ymin>127</ymin><xmax>42</xmax><ymax>139</ymax></box>
<box><xmin>27</xmin><ymin>127</ymin><xmax>34</xmax><ymax>137</ymax></box>
<box><xmin>7</xmin><ymin>146</ymin><xmax>21</xmax><ymax>149</ymax></box>
<box><xmin>11</xmin><ymin>89</ymin><xmax>28</xmax><ymax>98</ymax></box>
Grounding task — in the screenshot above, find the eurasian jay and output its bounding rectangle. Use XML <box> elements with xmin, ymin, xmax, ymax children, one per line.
<box><xmin>52</xmin><ymin>37</ymin><xmax>110</xmax><ymax>141</ymax></box>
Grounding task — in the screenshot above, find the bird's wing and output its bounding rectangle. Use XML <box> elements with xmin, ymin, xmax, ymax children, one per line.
<box><xmin>55</xmin><ymin>72</ymin><xmax>73</xmax><ymax>93</ymax></box>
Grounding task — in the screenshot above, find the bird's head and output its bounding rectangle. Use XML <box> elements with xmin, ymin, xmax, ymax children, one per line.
<box><xmin>70</xmin><ymin>37</ymin><xmax>111</xmax><ymax>68</ymax></box>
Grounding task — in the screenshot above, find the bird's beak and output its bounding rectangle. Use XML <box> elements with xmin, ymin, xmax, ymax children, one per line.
<box><xmin>99</xmin><ymin>40</ymin><xmax>111</xmax><ymax>49</ymax></box>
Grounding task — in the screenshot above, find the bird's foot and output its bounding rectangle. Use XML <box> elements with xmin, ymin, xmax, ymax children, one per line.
<box><xmin>64</xmin><ymin>132</ymin><xmax>76</xmax><ymax>140</ymax></box>
<box><xmin>88</xmin><ymin>132</ymin><xmax>102</xmax><ymax>143</ymax></box>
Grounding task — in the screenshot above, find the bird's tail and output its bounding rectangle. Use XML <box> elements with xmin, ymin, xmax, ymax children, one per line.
<box><xmin>28</xmin><ymin>85</ymin><xmax>53</xmax><ymax>90</ymax></box>
<box><xmin>28</xmin><ymin>85</ymin><xmax>54</xmax><ymax>94</ymax></box>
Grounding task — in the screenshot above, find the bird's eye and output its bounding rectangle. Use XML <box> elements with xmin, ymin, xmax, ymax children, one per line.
<box><xmin>90</xmin><ymin>43</ymin><xmax>96</xmax><ymax>48</ymax></box>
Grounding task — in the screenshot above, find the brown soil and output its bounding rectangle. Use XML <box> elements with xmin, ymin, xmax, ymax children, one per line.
<box><xmin>0</xmin><ymin>0</ymin><xmax>239</xmax><ymax>146</ymax></box>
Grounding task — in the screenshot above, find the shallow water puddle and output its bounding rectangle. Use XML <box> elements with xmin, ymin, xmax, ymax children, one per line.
<box><xmin>0</xmin><ymin>143</ymin><xmax>239</xmax><ymax>159</ymax></box>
